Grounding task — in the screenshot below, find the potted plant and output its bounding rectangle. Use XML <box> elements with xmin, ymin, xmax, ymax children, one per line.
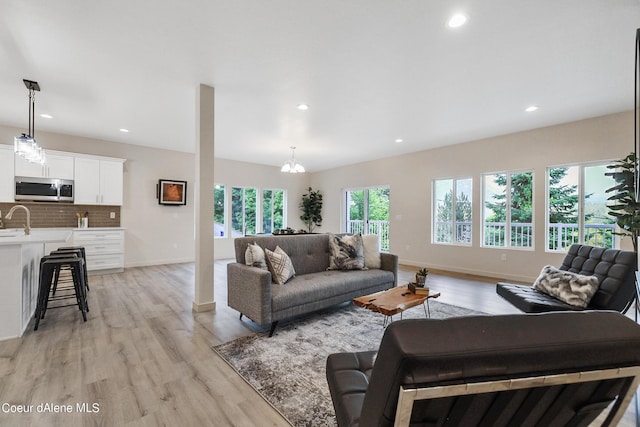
<box><xmin>300</xmin><ymin>187</ymin><xmax>323</xmax><ymax>233</ymax></box>
<box><xmin>415</xmin><ymin>267</ymin><xmax>429</xmax><ymax>286</ymax></box>
<box><xmin>605</xmin><ymin>152</ymin><xmax>640</xmax><ymax>252</ymax></box>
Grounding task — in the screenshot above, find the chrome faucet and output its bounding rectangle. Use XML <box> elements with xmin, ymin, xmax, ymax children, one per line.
<box><xmin>6</xmin><ymin>205</ymin><xmax>31</xmax><ymax>236</ymax></box>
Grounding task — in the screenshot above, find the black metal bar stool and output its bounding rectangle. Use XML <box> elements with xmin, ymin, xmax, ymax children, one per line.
<box><xmin>34</xmin><ymin>254</ymin><xmax>88</xmax><ymax>331</ymax></box>
<box><xmin>50</xmin><ymin>246</ymin><xmax>89</xmax><ymax>293</ymax></box>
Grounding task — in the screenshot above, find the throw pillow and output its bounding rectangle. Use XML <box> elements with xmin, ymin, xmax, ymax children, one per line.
<box><xmin>532</xmin><ymin>265</ymin><xmax>600</xmax><ymax>308</ymax></box>
<box><xmin>362</xmin><ymin>234</ymin><xmax>381</xmax><ymax>269</ymax></box>
<box><xmin>328</xmin><ymin>233</ymin><xmax>366</xmax><ymax>270</ymax></box>
<box><xmin>245</xmin><ymin>242</ymin><xmax>268</xmax><ymax>270</ymax></box>
<box><xmin>265</xmin><ymin>245</ymin><xmax>296</xmax><ymax>285</ymax></box>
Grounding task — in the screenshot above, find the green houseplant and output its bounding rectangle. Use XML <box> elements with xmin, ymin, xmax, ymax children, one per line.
<box><xmin>300</xmin><ymin>187</ymin><xmax>323</xmax><ymax>232</ymax></box>
<box><xmin>605</xmin><ymin>152</ymin><xmax>640</xmax><ymax>252</ymax></box>
<box><xmin>415</xmin><ymin>267</ymin><xmax>429</xmax><ymax>286</ymax></box>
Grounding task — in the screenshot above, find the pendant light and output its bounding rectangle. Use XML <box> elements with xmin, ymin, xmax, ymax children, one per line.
<box><xmin>280</xmin><ymin>146</ymin><xmax>305</xmax><ymax>173</ymax></box>
<box><xmin>14</xmin><ymin>79</ymin><xmax>46</xmax><ymax>165</ymax></box>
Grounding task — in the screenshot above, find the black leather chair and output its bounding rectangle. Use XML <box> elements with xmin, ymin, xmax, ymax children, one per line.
<box><xmin>326</xmin><ymin>312</ymin><xmax>640</xmax><ymax>427</ymax></box>
<box><xmin>496</xmin><ymin>244</ymin><xmax>637</xmax><ymax>313</ymax></box>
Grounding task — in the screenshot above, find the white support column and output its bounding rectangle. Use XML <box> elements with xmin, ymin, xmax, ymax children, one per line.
<box><xmin>193</xmin><ymin>84</ymin><xmax>215</xmax><ymax>313</ymax></box>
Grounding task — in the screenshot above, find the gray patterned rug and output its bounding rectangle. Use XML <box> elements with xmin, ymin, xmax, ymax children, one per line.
<box><xmin>213</xmin><ymin>300</ymin><xmax>484</xmax><ymax>427</ymax></box>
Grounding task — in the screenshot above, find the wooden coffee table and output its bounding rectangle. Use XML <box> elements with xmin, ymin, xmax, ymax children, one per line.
<box><xmin>353</xmin><ymin>285</ymin><xmax>441</xmax><ymax>325</ymax></box>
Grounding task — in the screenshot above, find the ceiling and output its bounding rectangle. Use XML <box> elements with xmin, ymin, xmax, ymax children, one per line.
<box><xmin>1</xmin><ymin>1</ymin><xmax>639</xmax><ymax>172</ymax></box>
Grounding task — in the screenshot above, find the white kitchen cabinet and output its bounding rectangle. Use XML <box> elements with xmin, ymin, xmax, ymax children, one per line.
<box><xmin>0</xmin><ymin>145</ymin><xmax>14</xmax><ymax>202</ymax></box>
<box><xmin>15</xmin><ymin>152</ymin><xmax>74</xmax><ymax>179</ymax></box>
<box><xmin>74</xmin><ymin>157</ymin><xmax>124</xmax><ymax>205</ymax></box>
<box><xmin>72</xmin><ymin>228</ymin><xmax>125</xmax><ymax>273</ymax></box>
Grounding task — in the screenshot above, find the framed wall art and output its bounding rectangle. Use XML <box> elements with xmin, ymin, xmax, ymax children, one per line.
<box><xmin>158</xmin><ymin>179</ymin><xmax>187</xmax><ymax>205</ymax></box>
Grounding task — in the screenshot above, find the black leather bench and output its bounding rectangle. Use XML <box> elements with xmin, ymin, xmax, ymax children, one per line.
<box><xmin>496</xmin><ymin>244</ymin><xmax>636</xmax><ymax>313</ymax></box>
<box><xmin>326</xmin><ymin>312</ymin><xmax>640</xmax><ymax>427</ymax></box>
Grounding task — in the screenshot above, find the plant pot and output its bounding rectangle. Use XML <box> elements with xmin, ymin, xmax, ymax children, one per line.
<box><xmin>415</xmin><ymin>274</ymin><xmax>426</xmax><ymax>286</ymax></box>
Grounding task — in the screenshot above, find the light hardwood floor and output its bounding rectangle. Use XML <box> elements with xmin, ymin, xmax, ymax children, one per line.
<box><xmin>0</xmin><ymin>261</ymin><xmax>636</xmax><ymax>426</ymax></box>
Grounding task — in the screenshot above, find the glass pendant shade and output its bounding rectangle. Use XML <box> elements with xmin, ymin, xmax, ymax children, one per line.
<box><xmin>14</xmin><ymin>79</ymin><xmax>46</xmax><ymax>165</ymax></box>
<box><xmin>281</xmin><ymin>146</ymin><xmax>305</xmax><ymax>173</ymax></box>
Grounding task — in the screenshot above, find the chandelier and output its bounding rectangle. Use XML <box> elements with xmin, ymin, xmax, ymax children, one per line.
<box><xmin>14</xmin><ymin>79</ymin><xmax>46</xmax><ymax>165</ymax></box>
<box><xmin>280</xmin><ymin>146</ymin><xmax>305</xmax><ymax>173</ymax></box>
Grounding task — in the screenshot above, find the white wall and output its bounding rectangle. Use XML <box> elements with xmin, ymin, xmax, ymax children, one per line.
<box><xmin>310</xmin><ymin>111</ymin><xmax>634</xmax><ymax>283</ymax></box>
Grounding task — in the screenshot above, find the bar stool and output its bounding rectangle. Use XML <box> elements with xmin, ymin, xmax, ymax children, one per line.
<box><xmin>34</xmin><ymin>254</ymin><xmax>88</xmax><ymax>331</ymax></box>
<box><xmin>51</xmin><ymin>246</ymin><xmax>89</xmax><ymax>293</ymax></box>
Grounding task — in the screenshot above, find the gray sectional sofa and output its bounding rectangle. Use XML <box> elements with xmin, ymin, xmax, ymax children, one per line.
<box><xmin>227</xmin><ymin>233</ymin><xmax>398</xmax><ymax>336</ymax></box>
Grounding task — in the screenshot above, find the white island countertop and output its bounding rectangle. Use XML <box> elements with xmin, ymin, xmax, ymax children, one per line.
<box><xmin>0</xmin><ymin>228</ymin><xmax>73</xmax><ymax>245</ymax></box>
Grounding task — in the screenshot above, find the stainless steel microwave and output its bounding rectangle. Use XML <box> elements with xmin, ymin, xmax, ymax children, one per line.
<box><xmin>14</xmin><ymin>176</ymin><xmax>74</xmax><ymax>202</ymax></box>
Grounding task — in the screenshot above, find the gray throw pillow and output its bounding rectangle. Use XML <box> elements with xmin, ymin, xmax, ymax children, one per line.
<box><xmin>532</xmin><ymin>265</ymin><xmax>600</xmax><ymax>308</ymax></box>
<box><xmin>328</xmin><ymin>233</ymin><xmax>366</xmax><ymax>270</ymax></box>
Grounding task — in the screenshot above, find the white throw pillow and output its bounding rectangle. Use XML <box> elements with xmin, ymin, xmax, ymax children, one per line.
<box><xmin>265</xmin><ymin>246</ymin><xmax>296</xmax><ymax>285</ymax></box>
<box><xmin>362</xmin><ymin>234</ymin><xmax>381</xmax><ymax>269</ymax></box>
<box><xmin>532</xmin><ymin>265</ymin><xmax>600</xmax><ymax>308</ymax></box>
<box><xmin>245</xmin><ymin>242</ymin><xmax>268</xmax><ymax>270</ymax></box>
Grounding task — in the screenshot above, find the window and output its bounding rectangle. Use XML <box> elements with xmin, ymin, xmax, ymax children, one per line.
<box><xmin>345</xmin><ymin>187</ymin><xmax>390</xmax><ymax>251</ymax></box>
<box><xmin>433</xmin><ymin>178</ymin><xmax>472</xmax><ymax>245</ymax></box>
<box><xmin>547</xmin><ymin>163</ymin><xmax>615</xmax><ymax>250</ymax></box>
<box><xmin>262</xmin><ymin>189</ymin><xmax>285</xmax><ymax>234</ymax></box>
<box><xmin>231</xmin><ymin>187</ymin><xmax>257</xmax><ymax>236</ymax></box>
<box><xmin>482</xmin><ymin>171</ymin><xmax>533</xmax><ymax>248</ymax></box>
<box><xmin>214</xmin><ymin>184</ymin><xmax>226</xmax><ymax>237</ymax></box>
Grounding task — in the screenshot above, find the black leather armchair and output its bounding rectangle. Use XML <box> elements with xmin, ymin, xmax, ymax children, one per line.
<box><xmin>497</xmin><ymin>244</ymin><xmax>637</xmax><ymax>313</ymax></box>
<box><xmin>326</xmin><ymin>312</ymin><xmax>640</xmax><ymax>427</ymax></box>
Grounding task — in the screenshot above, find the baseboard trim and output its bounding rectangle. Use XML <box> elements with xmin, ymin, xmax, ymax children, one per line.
<box><xmin>399</xmin><ymin>262</ymin><xmax>531</xmax><ymax>284</ymax></box>
<box><xmin>192</xmin><ymin>301</ymin><xmax>216</xmax><ymax>313</ymax></box>
<box><xmin>125</xmin><ymin>258</ymin><xmax>194</xmax><ymax>268</ymax></box>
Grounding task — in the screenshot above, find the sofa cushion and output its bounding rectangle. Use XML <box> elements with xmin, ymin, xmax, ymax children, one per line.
<box><xmin>362</xmin><ymin>234</ymin><xmax>381</xmax><ymax>269</ymax></box>
<box><xmin>329</xmin><ymin>233</ymin><xmax>365</xmax><ymax>270</ymax></box>
<box><xmin>271</xmin><ymin>269</ymin><xmax>394</xmax><ymax>312</ymax></box>
<box><xmin>245</xmin><ymin>242</ymin><xmax>268</xmax><ymax>270</ymax></box>
<box><xmin>265</xmin><ymin>245</ymin><xmax>296</xmax><ymax>285</ymax></box>
<box><xmin>532</xmin><ymin>265</ymin><xmax>600</xmax><ymax>308</ymax></box>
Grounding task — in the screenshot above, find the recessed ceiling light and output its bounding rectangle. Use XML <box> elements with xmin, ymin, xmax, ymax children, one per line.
<box><xmin>119</xmin><ymin>128</ymin><xmax>129</xmax><ymax>133</ymax></box>
<box><xmin>525</xmin><ymin>105</ymin><xmax>539</xmax><ymax>113</ymax></box>
<box><xmin>40</xmin><ymin>114</ymin><xmax>53</xmax><ymax>119</ymax></box>
<box><xmin>395</xmin><ymin>139</ymin><xmax>404</xmax><ymax>144</ymax></box>
<box><xmin>447</xmin><ymin>13</ymin><xmax>468</xmax><ymax>28</ymax></box>
<box><xmin>297</xmin><ymin>103</ymin><xmax>310</xmax><ymax>111</ymax></box>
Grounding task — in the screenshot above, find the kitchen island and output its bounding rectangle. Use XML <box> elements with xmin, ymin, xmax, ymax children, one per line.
<box><xmin>0</xmin><ymin>228</ymin><xmax>73</xmax><ymax>340</ymax></box>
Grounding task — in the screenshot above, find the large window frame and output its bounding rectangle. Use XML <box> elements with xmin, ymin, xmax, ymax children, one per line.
<box><xmin>262</xmin><ymin>189</ymin><xmax>286</xmax><ymax>234</ymax></box>
<box><xmin>344</xmin><ymin>186</ymin><xmax>390</xmax><ymax>252</ymax></box>
<box><xmin>546</xmin><ymin>162</ymin><xmax>616</xmax><ymax>251</ymax></box>
<box><xmin>482</xmin><ymin>170</ymin><xmax>534</xmax><ymax>249</ymax></box>
<box><xmin>231</xmin><ymin>186</ymin><xmax>257</xmax><ymax>237</ymax></box>
<box><xmin>432</xmin><ymin>177</ymin><xmax>473</xmax><ymax>245</ymax></box>
<box><xmin>214</xmin><ymin>184</ymin><xmax>226</xmax><ymax>238</ymax></box>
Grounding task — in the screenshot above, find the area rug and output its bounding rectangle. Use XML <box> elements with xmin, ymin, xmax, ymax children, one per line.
<box><xmin>212</xmin><ymin>300</ymin><xmax>484</xmax><ymax>427</ymax></box>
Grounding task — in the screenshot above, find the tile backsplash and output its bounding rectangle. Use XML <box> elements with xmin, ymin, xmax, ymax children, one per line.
<box><xmin>0</xmin><ymin>203</ymin><xmax>121</xmax><ymax>229</ymax></box>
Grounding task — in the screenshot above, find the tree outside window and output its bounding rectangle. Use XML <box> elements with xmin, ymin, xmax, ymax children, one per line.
<box><xmin>263</xmin><ymin>189</ymin><xmax>285</xmax><ymax>234</ymax></box>
<box><xmin>547</xmin><ymin>164</ymin><xmax>615</xmax><ymax>250</ymax></box>
<box><xmin>433</xmin><ymin>178</ymin><xmax>472</xmax><ymax>245</ymax></box>
<box><xmin>214</xmin><ymin>184</ymin><xmax>226</xmax><ymax>237</ymax></box>
<box><xmin>483</xmin><ymin>171</ymin><xmax>533</xmax><ymax>248</ymax></box>
<box><xmin>231</xmin><ymin>187</ymin><xmax>257</xmax><ymax>236</ymax></box>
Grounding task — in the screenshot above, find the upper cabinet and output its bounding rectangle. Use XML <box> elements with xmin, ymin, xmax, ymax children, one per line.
<box><xmin>0</xmin><ymin>145</ymin><xmax>125</xmax><ymax>206</ymax></box>
<box><xmin>15</xmin><ymin>152</ymin><xmax>74</xmax><ymax>179</ymax></box>
<box><xmin>0</xmin><ymin>146</ymin><xmax>15</xmax><ymax>202</ymax></box>
<box><xmin>74</xmin><ymin>156</ymin><xmax>124</xmax><ymax>206</ymax></box>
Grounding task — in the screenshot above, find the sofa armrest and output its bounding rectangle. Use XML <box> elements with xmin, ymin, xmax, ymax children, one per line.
<box><xmin>380</xmin><ymin>253</ymin><xmax>398</xmax><ymax>286</ymax></box>
<box><xmin>227</xmin><ymin>262</ymin><xmax>273</xmax><ymax>325</ymax></box>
